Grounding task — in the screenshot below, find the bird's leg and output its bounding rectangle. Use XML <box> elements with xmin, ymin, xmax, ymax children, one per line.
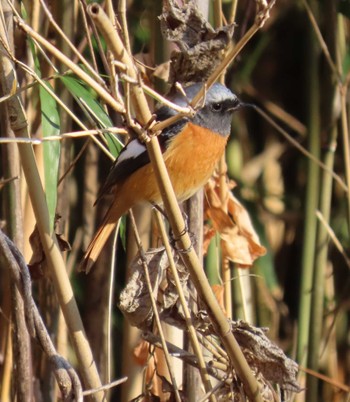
<box><xmin>151</xmin><ymin>203</ymin><xmax>168</xmax><ymax>220</ymax></box>
<box><xmin>151</xmin><ymin>203</ymin><xmax>196</xmax><ymax>252</ymax></box>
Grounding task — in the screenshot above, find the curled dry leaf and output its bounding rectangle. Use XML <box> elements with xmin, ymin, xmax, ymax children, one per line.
<box><xmin>119</xmin><ymin>247</ymin><xmax>190</xmax><ymax>330</ymax></box>
<box><xmin>160</xmin><ymin>0</ymin><xmax>235</xmax><ymax>85</ymax></box>
<box><xmin>133</xmin><ymin>339</ymin><xmax>150</xmax><ymax>366</ymax></box>
<box><xmin>203</xmin><ymin>225</ymin><xmax>216</xmax><ymax>253</ymax></box>
<box><xmin>204</xmin><ymin>176</ymin><xmax>266</xmax><ymax>267</ymax></box>
<box><xmin>132</xmin><ymin>340</ymin><xmax>166</xmax><ymax>400</ymax></box>
<box><xmin>195</xmin><ymin>316</ymin><xmax>300</xmax><ymax>394</ymax></box>
<box><xmin>231</xmin><ymin>321</ymin><xmax>301</xmax><ymax>394</ymax></box>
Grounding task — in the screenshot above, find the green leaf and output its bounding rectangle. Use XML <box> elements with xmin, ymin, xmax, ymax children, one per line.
<box><xmin>30</xmin><ymin>40</ymin><xmax>61</xmax><ymax>233</ymax></box>
<box><xmin>40</xmin><ymin>84</ymin><xmax>61</xmax><ymax>233</ymax></box>
<box><xmin>60</xmin><ymin>75</ymin><xmax>123</xmax><ymax>156</ymax></box>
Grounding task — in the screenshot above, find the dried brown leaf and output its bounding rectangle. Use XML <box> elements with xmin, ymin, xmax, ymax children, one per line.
<box><xmin>119</xmin><ymin>247</ymin><xmax>189</xmax><ymax>330</ymax></box>
<box><xmin>203</xmin><ymin>225</ymin><xmax>216</xmax><ymax>254</ymax></box>
<box><xmin>133</xmin><ymin>339</ymin><xmax>150</xmax><ymax>366</ymax></box>
<box><xmin>160</xmin><ymin>0</ymin><xmax>235</xmax><ymax>85</ymax></box>
<box><xmin>232</xmin><ymin>321</ymin><xmax>301</xmax><ymax>393</ymax></box>
<box><xmin>205</xmin><ymin>177</ymin><xmax>266</xmax><ymax>267</ymax></box>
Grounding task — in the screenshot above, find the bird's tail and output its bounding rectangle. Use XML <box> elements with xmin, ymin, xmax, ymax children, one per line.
<box><xmin>79</xmin><ymin>201</ymin><xmax>126</xmax><ymax>273</ymax></box>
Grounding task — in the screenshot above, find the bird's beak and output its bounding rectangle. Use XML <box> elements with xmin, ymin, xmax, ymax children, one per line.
<box><xmin>228</xmin><ymin>101</ymin><xmax>254</xmax><ymax>112</ymax></box>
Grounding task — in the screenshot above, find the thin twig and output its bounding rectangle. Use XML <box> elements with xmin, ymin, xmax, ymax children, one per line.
<box><xmin>302</xmin><ymin>0</ymin><xmax>341</xmax><ymax>83</ymax></box>
<box><xmin>142</xmin><ymin>83</ymin><xmax>194</xmax><ymax>116</ymax></box>
<box><xmin>78</xmin><ymin>0</ymin><xmax>99</xmax><ymax>73</ymax></box>
<box><xmin>191</xmin><ymin>0</ymin><xmax>276</xmax><ymax>108</ymax></box>
<box><xmin>198</xmin><ymin>333</ymin><xmax>229</xmax><ymax>364</ymax></box>
<box><xmin>82</xmin><ymin>377</ymin><xmax>128</xmax><ymax>396</ymax></box>
<box><xmin>142</xmin><ymin>332</ymin><xmax>229</xmax><ymax>383</ymax></box>
<box><xmin>13</xmin><ymin>58</ymin><xmax>116</xmax><ymax>159</ymax></box>
<box><xmin>217</xmin><ymin>159</ymin><xmax>232</xmax><ymax>318</ymax></box>
<box><xmin>13</xmin><ymin>8</ymin><xmax>125</xmax><ymax>115</ymax></box>
<box><xmin>107</xmin><ymin>223</ymin><xmax>120</xmax><ymax>385</ymax></box>
<box><xmin>339</xmin><ymin>86</ymin><xmax>350</xmax><ymax>227</ymax></box>
<box><xmin>0</xmin><ymin>128</ymin><xmax>126</xmax><ymax>144</ymax></box>
<box><xmin>244</xmin><ymin>84</ymin><xmax>307</xmax><ymax>137</ymax></box>
<box><xmin>198</xmin><ymin>380</ymin><xmax>228</xmax><ymax>402</ymax></box>
<box><xmin>229</xmin><ymin>0</ymin><xmax>238</xmax><ymax>24</ymax></box>
<box><xmin>117</xmin><ymin>0</ymin><xmax>132</xmax><ymax>55</ymax></box>
<box><xmin>39</xmin><ymin>0</ymin><xmax>105</xmax><ymax>87</ymax></box>
<box><xmin>199</xmin><ymin>330</ymin><xmax>228</xmax><ymax>361</ymax></box>
<box><xmin>299</xmin><ymin>365</ymin><xmax>350</xmax><ymax>393</ymax></box>
<box><xmin>316</xmin><ymin>210</ymin><xmax>350</xmax><ymax>270</ymax></box>
<box><xmin>79</xmin><ymin>0</ymin><xmax>110</xmax><ymax>75</ymax></box>
<box><xmin>254</xmin><ymin>105</ymin><xmax>348</xmax><ymax>194</ymax></box>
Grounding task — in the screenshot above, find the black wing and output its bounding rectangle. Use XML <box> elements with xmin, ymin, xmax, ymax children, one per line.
<box><xmin>96</xmin><ymin>106</ymin><xmax>188</xmax><ymax>200</ymax></box>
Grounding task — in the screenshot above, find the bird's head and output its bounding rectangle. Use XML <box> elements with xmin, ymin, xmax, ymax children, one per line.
<box><xmin>161</xmin><ymin>83</ymin><xmax>242</xmax><ymax>137</ymax></box>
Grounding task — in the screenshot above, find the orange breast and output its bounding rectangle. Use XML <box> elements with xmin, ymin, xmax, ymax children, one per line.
<box><xmin>163</xmin><ymin>122</ymin><xmax>228</xmax><ymax>201</ymax></box>
<box><xmin>118</xmin><ymin>122</ymin><xmax>228</xmax><ymax>207</ymax></box>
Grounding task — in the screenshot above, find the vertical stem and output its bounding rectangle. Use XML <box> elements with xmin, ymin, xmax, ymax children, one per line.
<box><xmin>229</xmin><ymin>0</ymin><xmax>238</xmax><ymax>24</ymax></box>
<box><xmin>296</xmin><ymin>0</ymin><xmax>320</xmax><ymax>375</ymax></box>
<box><xmin>340</xmin><ymin>87</ymin><xmax>350</xmax><ymax>227</ymax></box>
<box><xmin>117</xmin><ymin>0</ymin><xmax>132</xmax><ymax>54</ymax></box>
<box><xmin>307</xmin><ymin>3</ymin><xmax>340</xmax><ymax>400</ymax></box>
<box><xmin>307</xmin><ymin>125</ymin><xmax>336</xmax><ymax>401</ymax></box>
<box><xmin>183</xmin><ymin>190</ymin><xmax>207</xmax><ymax>401</ymax></box>
<box><xmin>0</xmin><ymin>324</ymin><xmax>12</xmax><ymax>402</ymax></box>
<box><xmin>0</xmin><ymin>2</ymin><xmax>33</xmax><ymax>400</ymax></box>
<box><xmin>219</xmin><ymin>159</ymin><xmax>232</xmax><ymax>318</ymax></box>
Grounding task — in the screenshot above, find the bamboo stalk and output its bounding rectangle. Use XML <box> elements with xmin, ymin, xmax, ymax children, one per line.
<box><xmin>0</xmin><ymin>3</ymin><xmax>33</xmax><ymax>400</ymax></box>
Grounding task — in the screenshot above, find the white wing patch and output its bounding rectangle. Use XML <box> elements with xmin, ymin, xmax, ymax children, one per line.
<box><xmin>116</xmin><ymin>140</ymin><xmax>146</xmax><ymax>164</ymax></box>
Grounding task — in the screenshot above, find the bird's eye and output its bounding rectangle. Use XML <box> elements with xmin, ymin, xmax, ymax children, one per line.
<box><xmin>211</xmin><ymin>103</ymin><xmax>222</xmax><ymax>112</ymax></box>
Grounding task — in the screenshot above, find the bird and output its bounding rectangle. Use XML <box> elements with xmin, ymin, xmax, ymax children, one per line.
<box><xmin>81</xmin><ymin>82</ymin><xmax>242</xmax><ymax>272</ymax></box>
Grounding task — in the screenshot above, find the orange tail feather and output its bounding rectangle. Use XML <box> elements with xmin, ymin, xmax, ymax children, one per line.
<box><xmin>80</xmin><ymin>200</ymin><xmax>127</xmax><ymax>273</ymax></box>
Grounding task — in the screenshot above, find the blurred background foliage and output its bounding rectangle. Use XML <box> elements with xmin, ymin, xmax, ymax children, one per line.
<box><xmin>1</xmin><ymin>0</ymin><xmax>350</xmax><ymax>401</ymax></box>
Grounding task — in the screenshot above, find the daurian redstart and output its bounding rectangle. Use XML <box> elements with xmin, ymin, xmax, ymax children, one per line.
<box><xmin>81</xmin><ymin>83</ymin><xmax>241</xmax><ymax>272</ymax></box>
